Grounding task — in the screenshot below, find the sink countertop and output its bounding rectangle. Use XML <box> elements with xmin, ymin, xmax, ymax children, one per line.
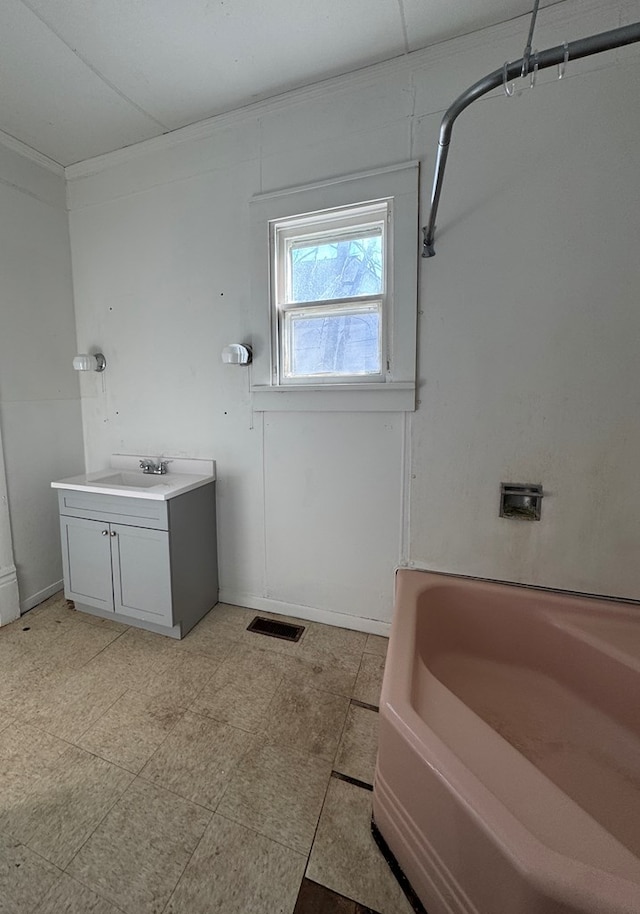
<box><xmin>51</xmin><ymin>455</ymin><xmax>216</xmax><ymax>501</ymax></box>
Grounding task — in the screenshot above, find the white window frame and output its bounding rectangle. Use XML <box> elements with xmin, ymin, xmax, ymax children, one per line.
<box><xmin>272</xmin><ymin>200</ymin><xmax>389</xmax><ymax>385</ymax></box>
<box><xmin>249</xmin><ymin>162</ymin><xmax>419</xmax><ymax>411</ymax></box>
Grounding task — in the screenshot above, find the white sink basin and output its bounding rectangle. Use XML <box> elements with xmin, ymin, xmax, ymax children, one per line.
<box><xmin>52</xmin><ymin>455</ymin><xmax>216</xmax><ymax>501</ymax></box>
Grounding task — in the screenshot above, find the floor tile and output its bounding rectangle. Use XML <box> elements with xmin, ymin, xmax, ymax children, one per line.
<box><xmin>0</xmin><ymin>723</ymin><xmax>70</xmax><ymax>839</ymax></box>
<box><xmin>81</xmin><ymin>631</ymin><xmax>173</xmax><ymax>694</ymax></box>
<box><xmin>78</xmin><ymin>690</ymin><xmax>187</xmax><ymax>773</ymax></box>
<box><xmin>1</xmin><ymin>603</ymin><xmax>401</xmax><ymax>914</ymax></box>
<box><xmin>218</xmin><ymin>743</ymin><xmax>332</xmax><ymax>854</ymax></box>
<box><xmin>0</xmin><ymin>721</ymin><xmax>68</xmax><ymax>767</ymax></box>
<box><xmin>140</xmin><ymin>711</ymin><xmax>252</xmax><ymax>808</ymax></box>
<box><xmin>165</xmin><ymin>814</ymin><xmax>306</xmax><ymax>914</ymax></box>
<box><xmin>302</xmin><ymin>623</ymin><xmax>368</xmax><ymax>657</ymax></box>
<box><xmin>192</xmin><ymin>644</ymin><xmax>286</xmax><ymax>731</ymax></box>
<box><xmin>214</xmin><ymin>642</ymin><xmax>288</xmax><ymax>685</ymax></box>
<box><xmin>0</xmin><ymin>617</ymin><xmax>69</xmax><ymax>666</ymax></box>
<box><xmin>262</xmin><ymin>681</ymin><xmax>349</xmax><ymax>761</ymax></box>
<box><xmin>66</xmin><ymin>606</ymin><xmax>130</xmax><ymax>633</ymax></box>
<box><xmin>364</xmin><ymin>634</ymin><xmax>389</xmax><ymax>658</ymax></box>
<box><xmin>15</xmin><ymin>745</ymin><xmax>133</xmax><ymax>868</ymax></box>
<box><xmin>0</xmin><ymin>653</ymin><xmax>33</xmax><ymax>713</ymax></box>
<box><xmin>0</xmin><ymin>627</ymin><xmax>32</xmax><ymax>652</ymax></box>
<box><xmin>352</xmin><ymin>654</ymin><xmax>385</xmax><ymax>707</ymax></box>
<box><xmin>23</xmin><ymin>667</ymin><xmax>128</xmax><ymax>743</ymax></box>
<box><xmin>0</xmin><ymin>831</ymin><xmax>61</xmax><ymax>914</ymax></box>
<box><xmin>5</xmin><ymin>610</ymin><xmax>68</xmax><ymax>638</ymax></box>
<box><xmin>307</xmin><ymin>778</ymin><xmax>413</xmax><ymax>914</ymax></box>
<box><xmin>334</xmin><ymin>705</ymin><xmax>379</xmax><ymax>787</ymax></box>
<box><xmin>145</xmin><ymin>648</ymin><xmax>219</xmax><ymax>708</ymax></box>
<box><xmin>174</xmin><ymin>619</ymin><xmax>237</xmax><ymax>662</ymax></box>
<box><xmin>23</xmin><ymin>598</ymin><xmax>81</xmax><ymax>631</ymax></box>
<box><xmin>283</xmin><ymin>645</ymin><xmax>361</xmax><ymax>698</ymax></box>
<box><xmin>30</xmin><ymin>590</ymin><xmax>130</xmax><ymax>632</ymax></box>
<box><xmin>53</xmin><ymin>606</ymin><xmax>120</xmax><ymax>631</ymax></box>
<box><xmin>40</xmin><ymin>621</ymin><xmax>123</xmax><ymax>670</ymax></box>
<box><xmin>34</xmin><ymin>872</ymin><xmax>123</xmax><ymax>914</ymax></box>
<box><xmin>103</xmin><ymin>626</ymin><xmax>176</xmax><ymax>665</ymax></box>
<box><xmin>194</xmin><ymin>602</ymin><xmax>257</xmax><ymax>639</ymax></box>
<box><xmin>67</xmin><ymin>778</ymin><xmax>211</xmax><ymax>914</ymax></box>
<box><xmin>0</xmin><ymin>659</ymin><xmax>74</xmax><ymax>718</ymax></box>
<box><xmin>0</xmin><ymin>632</ymin><xmax>30</xmax><ymax>673</ymax></box>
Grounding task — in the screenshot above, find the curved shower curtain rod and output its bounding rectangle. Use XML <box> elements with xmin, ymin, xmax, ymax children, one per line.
<box><xmin>422</xmin><ymin>21</ymin><xmax>640</xmax><ymax>257</ymax></box>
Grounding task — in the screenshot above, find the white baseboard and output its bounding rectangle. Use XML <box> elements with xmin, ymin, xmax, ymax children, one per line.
<box><xmin>20</xmin><ymin>580</ymin><xmax>63</xmax><ymax>615</ymax></box>
<box><xmin>0</xmin><ymin>564</ymin><xmax>20</xmax><ymax>625</ymax></box>
<box><xmin>218</xmin><ymin>589</ymin><xmax>391</xmax><ymax>636</ymax></box>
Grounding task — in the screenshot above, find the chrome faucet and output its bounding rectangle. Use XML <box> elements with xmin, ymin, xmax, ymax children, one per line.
<box><xmin>139</xmin><ymin>458</ymin><xmax>170</xmax><ymax>475</ymax></box>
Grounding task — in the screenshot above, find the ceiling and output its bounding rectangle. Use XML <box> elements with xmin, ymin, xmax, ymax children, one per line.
<box><xmin>1</xmin><ymin>0</ymin><xmax>555</xmax><ymax>167</ymax></box>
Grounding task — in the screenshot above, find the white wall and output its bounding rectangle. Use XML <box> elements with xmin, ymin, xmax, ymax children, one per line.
<box><xmin>410</xmin><ymin>53</ymin><xmax>640</xmax><ymax>599</ymax></box>
<box><xmin>0</xmin><ymin>141</ymin><xmax>84</xmax><ymax>612</ymax></box>
<box><xmin>66</xmin><ymin>0</ymin><xmax>640</xmax><ymax>631</ymax></box>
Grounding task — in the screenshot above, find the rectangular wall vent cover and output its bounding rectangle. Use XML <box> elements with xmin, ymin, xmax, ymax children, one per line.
<box><xmin>247</xmin><ymin>616</ymin><xmax>305</xmax><ymax>642</ymax></box>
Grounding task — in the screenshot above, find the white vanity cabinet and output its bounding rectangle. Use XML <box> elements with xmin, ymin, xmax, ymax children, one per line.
<box><xmin>56</xmin><ymin>483</ymin><xmax>217</xmax><ymax>638</ymax></box>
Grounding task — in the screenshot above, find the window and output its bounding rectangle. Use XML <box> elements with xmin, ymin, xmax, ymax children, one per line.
<box><xmin>272</xmin><ymin>201</ymin><xmax>388</xmax><ymax>384</ymax></box>
<box><xmin>250</xmin><ymin>162</ymin><xmax>418</xmax><ymax>411</ymax></box>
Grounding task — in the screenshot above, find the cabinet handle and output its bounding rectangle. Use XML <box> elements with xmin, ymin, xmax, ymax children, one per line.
<box><xmin>102</xmin><ymin>530</ymin><xmax>109</xmax><ymax>536</ymax></box>
<box><xmin>110</xmin><ymin>531</ymin><xmax>117</xmax><ymax>537</ymax></box>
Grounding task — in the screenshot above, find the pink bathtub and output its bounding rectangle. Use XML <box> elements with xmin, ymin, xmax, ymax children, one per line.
<box><xmin>373</xmin><ymin>570</ymin><xmax>640</xmax><ymax>914</ymax></box>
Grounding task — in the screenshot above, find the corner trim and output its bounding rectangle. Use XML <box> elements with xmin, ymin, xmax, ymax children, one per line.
<box><xmin>0</xmin><ymin>130</ymin><xmax>64</xmax><ymax>176</ymax></box>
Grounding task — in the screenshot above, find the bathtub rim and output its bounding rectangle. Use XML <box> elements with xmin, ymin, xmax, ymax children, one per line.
<box><xmin>393</xmin><ymin>564</ymin><xmax>640</xmax><ymax>609</ymax></box>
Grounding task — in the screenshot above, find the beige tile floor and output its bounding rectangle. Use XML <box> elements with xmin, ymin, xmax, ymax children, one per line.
<box><xmin>0</xmin><ymin>594</ymin><xmax>412</xmax><ymax>914</ymax></box>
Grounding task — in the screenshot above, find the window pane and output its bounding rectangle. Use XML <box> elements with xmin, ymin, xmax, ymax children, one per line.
<box><xmin>284</xmin><ymin>304</ymin><xmax>381</xmax><ymax>377</ymax></box>
<box><xmin>289</xmin><ymin>231</ymin><xmax>382</xmax><ymax>303</ymax></box>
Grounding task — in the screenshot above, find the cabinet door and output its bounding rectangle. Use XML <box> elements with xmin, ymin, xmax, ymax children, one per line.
<box><xmin>60</xmin><ymin>515</ymin><xmax>114</xmax><ymax>611</ymax></box>
<box><xmin>110</xmin><ymin>523</ymin><xmax>172</xmax><ymax>625</ymax></box>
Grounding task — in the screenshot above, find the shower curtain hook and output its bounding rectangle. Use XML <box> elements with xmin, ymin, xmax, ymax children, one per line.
<box><xmin>529</xmin><ymin>50</ymin><xmax>539</xmax><ymax>88</ymax></box>
<box><xmin>503</xmin><ymin>61</ymin><xmax>515</xmax><ymax>97</ymax></box>
<box><xmin>558</xmin><ymin>41</ymin><xmax>569</xmax><ymax>79</ymax></box>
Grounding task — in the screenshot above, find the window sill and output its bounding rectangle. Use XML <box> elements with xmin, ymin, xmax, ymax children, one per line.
<box><xmin>251</xmin><ymin>382</ymin><xmax>415</xmax><ymax>412</ymax></box>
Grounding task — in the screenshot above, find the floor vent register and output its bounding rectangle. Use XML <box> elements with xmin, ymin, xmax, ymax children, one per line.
<box><xmin>246</xmin><ymin>616</ymin><xmax>305</xmax><ymax>642</ymax></box>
